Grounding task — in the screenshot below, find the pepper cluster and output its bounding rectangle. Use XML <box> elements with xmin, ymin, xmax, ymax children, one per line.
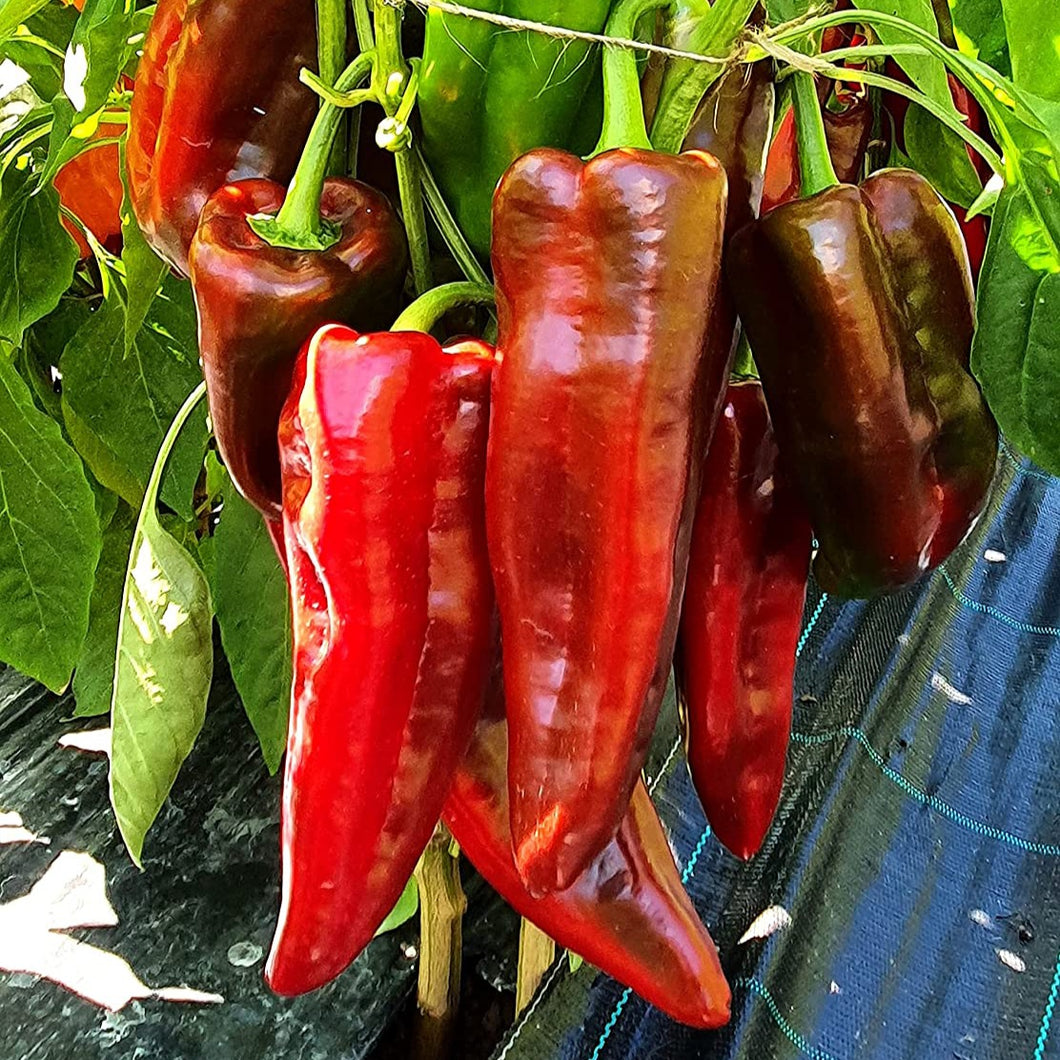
<box><xmin>124</xmin><ymin>0</ymin><xmax>998</xmax><ymax>1026</ymax></box>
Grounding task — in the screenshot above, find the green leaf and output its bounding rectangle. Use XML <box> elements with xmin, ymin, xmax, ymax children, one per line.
<box><xmin>1002</xmin><ymin>0</ymin><xmax>1060</xmax><ymax>102</ymax></box>
<box><xmin>110</xmin><ymin>383</ymin><xmax>213</xmax><ymax>867</ymax></box>
<box><xmin>853</xmin><ymin>0</ymin><xmax>957</xmax><ymax>115</ymax></box>
<box><xmin>0</xmin><ymin>0</ymin><xmax>51</xmax><ymax>44</ymax></box>
<box><xmin>970</xmin><ymin>182</ymin><xmax>1060</xmax><ymax>472</ymax></box>
<box><xmin>118</xmin><ymin>139</ymin><xmax>165</xmax><ymax>351</ymax></box>
<box><xmin>764</xmin><ymin>0</ymin><xmax>812</xmax><ymax>20</ymax></box>
<box><xmin>0</xmin><ymin>358</ymin><xmax>100</xmax><ymax>691</ymax></box>
<box><xmin>73</xmin><ymin>500</ymin><xmax>133</xmax><ymax>716</ymax></box>
<box><xmin>60</xmin><ymin>276</ymin><xmax>208</xmax><ymax>520</ymax></box>
<box><xmin>0</xmin><ymin>167</ymin><xmax>78</xmax><ymax>346</ymax></box>
<box><xmin>374</xmin><ymin>876</ymin><xmax>419</xmax><ymax>937</ymax></box>
<box><xmin>904</xmin><ymin>103</ymin><xmax>983</xmax><ymax>206</ymax></box>
<box><xmin>208</xmin><ymin>471</ymin><xmax>291</xmax><ymax>774</ymax></box>
<box><xmin>950</xmin><ymin>0</ymin><xmax>1011</xmax><ymax>75</ymax></box>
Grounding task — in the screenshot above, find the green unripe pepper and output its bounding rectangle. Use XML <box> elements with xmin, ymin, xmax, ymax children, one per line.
<box><xmin>419</xmin><ymin>0</ymin><xmax>613</xmax><ymax>255</ymax></box>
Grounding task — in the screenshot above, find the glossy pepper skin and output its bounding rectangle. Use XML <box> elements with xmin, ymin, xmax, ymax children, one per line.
<box><xmin>418</xmin><ymin>0</ymin><xmax>612</xmax><ymax>255</ymax></box>
<box><xmin>127</xmin><ymin>0</ymin><xmax>317</xmax><ymax>274</ymax></box>
<box><xmin>54</xmin><ymin>125</ymin><xmax>125</xmax><ymax>258</ymax></box>
<box><xmin>729</xmin><ymin>169</ymin><xmax>998</xmax><ymax>598</ymax></box>
<box><xmin>488</xmin><ymin>148</ymin><xmax>727</xmax><ymax>893</ymax></box>
<box><xmin>266</xmin><ymin>324</ymin><xmax>495</xmax><ymax>995</ymax></box>
<box><xmin>676</xmin><ymin>383</ymin><xmax>810</xmax><ymax>860</ymax></box>
<box><xmin>443</xmin><ymin>680</ymin><xmax>731</xmax><ymax>1028</ymax></box>
<box><xmin>188</xmin><ymin>178</ymin><xmax>408</xmax><ymax>517</ymax></box>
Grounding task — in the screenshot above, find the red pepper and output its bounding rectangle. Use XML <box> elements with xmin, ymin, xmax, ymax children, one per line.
<box><xmin>488</xmin><ymin>146</ymin><xmax>727</xmax><ymax>894</ymax></box>
<box><xmin>266</xmin><ymin>321</ymin><xmax>495</xmax><ymax>995</ymax></box>
<box><xmin>189</xmin><ymin>178</ymin><xmax>407</xmax><ymax>517</ymax></box>
<box><xmin>127</xmin><ymin>0</ymin><xmax>318</xmax><ymax>274</ymax></box>
<box><xmin>53</xmin><ymin>124</ymin><xmax>125</xmax><ymax>258</ymax></box>
<box><xmin>443</xmin><ymin>679</ymin><xmax>731</xmax><ymax>1028</ymax></box>
<box><xmin>676</xmin><ymin>383</ymin><xmax>810</xmax><ymax>860</ymax></box>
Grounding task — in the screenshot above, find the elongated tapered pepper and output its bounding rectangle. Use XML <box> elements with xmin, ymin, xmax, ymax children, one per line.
<box><xmin>676</xmin><ymin>383</ymin><xmax>810</xmax><ymax>860</ymax></box>
<box><xmin>189</xmin><ymin>54</ymin><xmax>408</xmax><ymax>517</ymax></box>
<box><xmin>443</xmin><ymin>682</ymin><xmax>731</xmax><ymax>1028</ymax></box>
<box><xmin>127</xmin><ymin>0</ymin><xmax>318</xmax><ymax>273</ymax></box>
<box><xmin>418</xmin><ymin>0</ymin><xmax>612</xmax><ymax>255</ymax></box>
<box><xmin>729</xmin><ymin>79</ymin><xmax>997</xmax><ymax>597</ymax></box>
<box><xmin>487</xmin><ymin>0</ymin><xmax>728</xmax><ymax>894</ymax></box>
<box><xmin>267</xmin><ymin>308</ymin><xmax>496</xmax><ymax>995</ymax></box>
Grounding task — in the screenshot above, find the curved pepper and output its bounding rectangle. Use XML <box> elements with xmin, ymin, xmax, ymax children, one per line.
<box><xmin>676</xmin><ymin>383</ymin><xmax>810</xmax><ymax>860</ymax></box>
<box><xmin>488</xmin><ymin>147</ymin><xmax>727</xmax><ymax>893</ymax></box>
<box><xmin>728</xmin><ymin>168</ymin><xmax>997</xmax><ymax>597</ymax></box>
<box><xmin>443</xmin><ymin>682</ymin><xmax>731</xmax><ymax>1028</ymax></box>
<box><xmin>189</xmin><ymin>178</ymin><xmax>407</xmax><ymax>517</ymax></box>
<box><xmin>418</xmin><ymin>0</ymin><xmax>612</xmax><ymax>255</ymax></box>
<box><xmin>266</xmin><ymin>323</ymin><xmax>495</xmax><ymax>995</ymax></box>
<box><xmin>127</xmin><ymin>0</ymin><xmax>318</xmax><ymax>274</ymax></box>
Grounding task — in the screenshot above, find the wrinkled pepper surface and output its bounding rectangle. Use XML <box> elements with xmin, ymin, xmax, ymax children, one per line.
<box><xmin>418</xmin><ymin>0</ymin><xmax>612</xmax><ymax>255</ymax></box>
<box><xmin>189</xmin><ymin>178</ymin><xmax>407</xmax><ymax>517</ymax></box>
<box><xmin>267</xmin><ymin>323</ymin><xmax>495</xmax><ymax>995</ymax></box>
<box><xmin>127</xmin><ymin>0</ymin><xmax>318</xmax><ymax>273</ymax></box>
<box><xmin>488</xmin><ymin>147</ymin><xmax>727</xmax><ymax>893</ymax></box>
<box><xmin>443</xmin><ymin>679</ymin><xmax>731</xmax><ymax>1027</ymax></box>
<box><xmin>676</xmin><ymin>383</ymin><xmax>810</xmax><ymax>860</ymax></box>
<box><xmin>729</xmin><ymin>168</ymin><xmax>998</xmax><ymax>597</ymax></box>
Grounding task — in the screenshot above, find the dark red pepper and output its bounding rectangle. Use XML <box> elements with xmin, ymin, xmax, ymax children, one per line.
<box><xmin>676</xmin><ymin>383</ymin><xmax>810</xmax><ymax>860</ymax></box>
<box><xmin>127</xmin><ymin>0</ymin><xmax>318</xmax><ymax>274</ymax></box>
<box><xmin>443</xmin><ymin>681</ymin><xmax>732</xmax><ymax>1028</ymax></box>
<box><xmin>488</xmin><ymin>146</ymin><xmax>727</xmax><ymax>894</ymax></box>
<box><xmin>729</xmin><ymin>167</ymin><xmax>997</xmax><ymax>597</ymax></box>
<box><xmin>189</xmin><ymin>177</ymin><xmax>407</xmax><ymax>517</ymax></box>
<box><xmin>266</xmin><ymin>322</ymin><xmax>495</xmax><ymax>994</ymax></box>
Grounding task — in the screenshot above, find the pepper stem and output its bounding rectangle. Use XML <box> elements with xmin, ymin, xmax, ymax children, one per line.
<box><xmin>249</xmin><ymin>50</ymin><xmax>376</xmax><ymax>250</ymax></box>
<box><xmin>317</xmin><ymin>0</ymin><xmax>347</xmax><ymax>174</ymax></box>
<box><xmin>791</xmin><ymin>70</ymin><xmax>839</xmax><ymax>196</ymax></box>
<box><xmin>392</xmin><ymin>281</ymin><xmax>495</xmax><ymax>333</ymax></box>
<box><xmin>591</xmin><ymin>0</ymin><xmax>666</xmax><ymax>155</ymax></box>
<box><xmin>373</xmin><ymin>0</ymin><xmax>433</xmax><ymax>295</ymax></box>
<box><xmin>515</xmin><ymin>920</ymin><xmax>556</xmax><ymax>1015</ymax></box>
<box><xmin>412</xmin><ymin>827</ymin><xmax>465</xmax><ymax>1058</ymax></box>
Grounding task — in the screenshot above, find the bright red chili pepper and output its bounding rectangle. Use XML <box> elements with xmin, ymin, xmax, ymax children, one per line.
<box><xmin>266</xmin><ymin>323</ymin><xmax>495</xmax><ymax>995</ymax></box>
<box><xmin>443</xmin><ymin>677</ymin><xmax>732</xmax><ymax>1028</ymax></box>
<box><xmin>676</xmin><ymin>383</ymin><xmax>810</xmax><ymax>860</ymax></box>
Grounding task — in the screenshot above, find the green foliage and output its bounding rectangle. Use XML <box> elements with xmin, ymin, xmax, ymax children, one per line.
<box><xmin>109</xmin><ymin>386</ymin><xmax>214</xmax><ymax>867</ymax></box>
<box><xmin>204</xmin><ymin>468</ymin><xmax>292</xmax><ymax>775</ymax></box>
<box><xmin>374</xmin><ymin>877</ymin><xmax>419</xmax><ymax>937</ymax></box>
<box><xmin>950</xmin><ymin>0</ymin><xmax>1011</xmax><ymax>74</ymax></box>
<box><xmin>904</xmin><ymin>105</ymin><xmax>982</xmax><ymax>207</ymax></box>
<box><xmin>1001</xmin><ymin>0</ymin><xmax>1060</xmax><ymax>102</ymax></box>
<box><xmin>0</xmin><ymin>167</ymin><xmax>78</xmax><ymax>346</ymax></box>
<box><xmin>0</xmin><ymin>357</ymin><xmax>100</xmax><ymax>692</ymax></box>
<box><xmin>60</xmin><ymin>276</ymin><xmax>208</xmax><ymax>520</ymax></box>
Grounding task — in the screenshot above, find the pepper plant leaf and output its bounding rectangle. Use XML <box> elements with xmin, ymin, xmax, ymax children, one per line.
<box><xmin>374</xmin><ymin>876</ymin><xmax>419</xmax><ymax>937</ymax></box>
<box><xmin>1001</xmin><ymin>0</ymin><xmax>1060</xmax><ymax>102</ymax></box>
<box><xmin>0</xmin><ymin>357</ymin><xmax>100</xmax><ymax>692</ymax></box>
<box><xmin>109</xmin><ymin>384</ymin><xmax>213</xmax><ymax>868</ymax></box>
<box><xmin>949</xmin><ymin>0</ymin><xmax>1011</xmax><ymax>76</ymax></box>
<box><xmin>206</xmin><ymin>469</ymin><xmax>291</xmax><ymax>774</ymax></box>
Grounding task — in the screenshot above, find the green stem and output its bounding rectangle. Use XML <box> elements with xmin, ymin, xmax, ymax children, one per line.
<box><xmin>515</xmin><ymin>920</ymin><xmax>556</xmax><ymax>1016</ymax></box>
<box><xmin>768</xmin><ymin>9</ymin><xmax>1021</xmax><ymax>166</ymax></box>
<box><xmin>250</xmin><ymin>50</ymin><xmax>376</xmax><ymax>250</ymax></box>
<box><xmin>317</xmin><ymin>0</ymin><xmax>348</xmax><ymax>174</ymax></box>
<box><xmin>592</xmin><ymin>0</ymin><xmax>664</xmax><ymax>155</ymax></box>
<box><xmin>649</xmin><ymin>0</ymin><xmax>758</xmax><ymax>154</ymax></box>
<box><xmin>392</xmin><ymin>281</ymin><xmax>494</xmax><ymax>333</ymax></box>
<box><xmin>416</xmin><ymin>146</ymin><xmax>490</xmax><ymax>285</ymax></box>
<box><xmin>353</xmin><ymin>0</ymin><xmax>374</xmax><ymax>51</ymax></box>
<box><xmin>792</xmin><ymin>70</ymin><xmax>838</xmax><ymax>195</ymax></box>
<box><xmin>373</xmin><ymin>0</ymin><xmax>433</xmax><ymax>294</ymax></box>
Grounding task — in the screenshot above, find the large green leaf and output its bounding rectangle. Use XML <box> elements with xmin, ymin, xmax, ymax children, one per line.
<box><xmin>905</xmin><ymin>103</ymin><xmax>983</xmax><ymax>207</ymax></box>
<box><xmin>110</xmin><ymin>384</ymin><xmax>213</xmax><ymax>867</ymax></box>
<box><xmin>0</xmin><ymin>358</ymin><xmax>100</xmax><ymax>691</ymax></box>
<box><xmin>207</xmin><ymin>472</ymin><xmax>291</xmax><ymax>774</ymax></box>
<box><xmin>949</xmin><ymin>0</ymin><xmax>1011</xmax><ymax>75</ymax></box>
<box><xmin>73</xmin><ymin>500</ymin><xmax>134</xmax><ymax>716</ymax></box>
<box><xmin>60</xmin><ymin>276</ymin><xmax>208</xmax><ymax>520</ymax></box>
<box><xmin>970</xmin><ymin>181</ymin><xmax>1060</xmax><ymax>472</ymax></box>
<box><xmin>0</xmin><ymin>0</ymin><xmax>51</xmax><ymax>44</ymax></box>
<box><xmin>1002</xmin><ymin>0</ymin><xmax>1060</xmax><ymax>102</ymax></box>
<box><xmin>0</xmin><ymin>168</ymin><xmax>78</xmax><ymax>346</ymax></box>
